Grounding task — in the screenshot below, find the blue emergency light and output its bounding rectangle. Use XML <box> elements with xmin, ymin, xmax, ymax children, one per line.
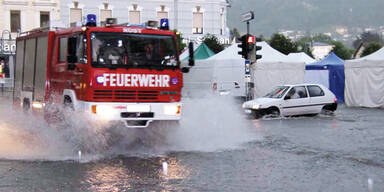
<box><xmin>160</xmin><ymin>18</ymin><xmax>169</xmax><ymax>30</ymax></box>
<box><xmin>86</xmin><ymin>14</ymin><xmax>97</xmax><ymax>27</ymax></box>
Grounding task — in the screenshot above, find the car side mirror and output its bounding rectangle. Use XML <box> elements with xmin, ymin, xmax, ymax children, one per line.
<box><xmin>181</xmin><ymin>67</ymin><xmax>190</xmax><ymax>73</ymax></box>
<box><xmin>284</xmin><ymin>96</ymin><xmax>291</xmax><ymax>100</ymax></box>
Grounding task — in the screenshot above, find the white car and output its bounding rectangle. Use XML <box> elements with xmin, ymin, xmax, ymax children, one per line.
<box><xmin>242</xmin><ymin>84</ymin><xmax>338</xmax><ymax>118</ymax></box>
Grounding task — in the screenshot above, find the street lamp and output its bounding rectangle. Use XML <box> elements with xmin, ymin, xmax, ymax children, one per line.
<box><xmin>1</xmin><ymin>29</ymin><xmax>12</xmax><ymax>54</ymax></box>
<box><xmin>0</xmin><ymin>30</ymin><xmax>13</xmax><ymax>93</ymax></box>
<box><xmin>1</xmin><ymin>29</ymin><xmax>12</xmax><ymax>42</ymax></box>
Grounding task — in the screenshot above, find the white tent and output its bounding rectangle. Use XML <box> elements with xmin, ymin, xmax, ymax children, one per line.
<box><xmin>183</xmin><ymin>42</ymin><xmax>305</xmax><ymax>98</ymax></box>
<box><xmin>344</xmin><ymin>48</ymin><xmax>384</xmax><ymax>108</ymax></box>
<box><xmin>252</xmin><ymin>42</ymin><xmax>306</xmax><ymax>97</ymax></box>
<box><xmin>287</xmin><ymin>52</ymin><xmax>316</xmax><ymax>64</ymax></box>
<box><xmin>183</xmin><ymin>43</ymin><xmax>246</xmax><ymax>97</ymax></box>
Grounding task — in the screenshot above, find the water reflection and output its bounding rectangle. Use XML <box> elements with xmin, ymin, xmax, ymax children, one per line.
<box><xmin>84</xmin><ymin>156</ymin><xmax>190</xmax><ymax>191</ymax></box>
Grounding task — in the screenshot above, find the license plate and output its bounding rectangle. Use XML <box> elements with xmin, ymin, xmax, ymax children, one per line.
<box><xmin>245</xmin><ymin>109</ymin><xmax>252</xmax><ymax>114</ymax></box>
<box><xmin>127</xmin><ymin>105</ymin><xmax>150</xmax><ymax>112</ymax></box>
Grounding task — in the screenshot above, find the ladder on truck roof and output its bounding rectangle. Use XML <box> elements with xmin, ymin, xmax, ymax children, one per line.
<box><xmin>18</xmin><ymin>26</ymin><xmax>66</xmax><ymax>37</ymax></box>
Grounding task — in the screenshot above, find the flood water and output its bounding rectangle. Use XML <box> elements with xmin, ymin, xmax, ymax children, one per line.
<box><xmin>0</xmin><ymin>96</ymin><xmax>383</xmax><ymax>192</ymax></box>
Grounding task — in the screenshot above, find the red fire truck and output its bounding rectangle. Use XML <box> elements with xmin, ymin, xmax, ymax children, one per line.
<box><xmin>13</xmin><ymin>16</ymin><xmax>194</xmax><ymax>127</ymax></box>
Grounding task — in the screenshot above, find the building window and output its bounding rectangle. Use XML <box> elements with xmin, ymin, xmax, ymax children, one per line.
<box><xmin>10</xmin><ymin>11</ymin><xmax>21</xmax><ymax>33</ymax></box>
<box><xmin>40</xmin><ymin>12</ymin><xmax>50</xmax><ymax>28</ymax></box>
<box><xmin>129</xmin><ymin>4</ymin><xmax>140</xmax><ymax>24</ymax></box>
<box><xmin>70</xmin><ymin>2</ymin><xmax>82</xmax><ymax>25</ymax></box>
<box><xmin>100</xmin><ymin>3</ymin><xmax>112</xmax><ymax>25</ymax></box>
<box><xmin>157</xmin><ymin>5</ymin><xmax>168</xmax><ymax>22</ymax></box>
<box><xmin>193</xmin><ymin>6</ymin><xmax>203</xmax><ymax>34</ymax></box>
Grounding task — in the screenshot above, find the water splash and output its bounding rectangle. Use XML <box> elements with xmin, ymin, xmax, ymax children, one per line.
<box><xmin>368</xmin><ymin>178</ymin><xmax>374</xmax><ymax>192</ymax></box>
<box><xmin>0</xmin><ymin>95</ymin><xmax>258</xmax><ymax>162</ymax></box>
<box><xmin>162</xmin><ymin>161</ymin><xmax>168</xmax><ymax>176</ymax></box>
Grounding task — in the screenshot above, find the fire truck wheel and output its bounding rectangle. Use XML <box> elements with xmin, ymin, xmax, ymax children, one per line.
<box><xmin>62</xmin><ymin>96</ymin><xmax>75</xmax><ymax>123</ymax></box>
<box><xmin>63</xmin><ymin>96</ymin><xmax>74</xmax><ymax>110</ymax></box>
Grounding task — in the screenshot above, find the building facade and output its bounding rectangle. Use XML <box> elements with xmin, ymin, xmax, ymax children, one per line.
<box><xmin>0</xmin><ymin>0</ymin><xmax>60</xmax><ymax>38</ymax></box>
<box><xmin>59</xmin><ymin>0</ymin><xmax>230</xmax><ymax>44</ymax></box>
<box><xmin>0</xmin><ymin>0</ymin><xmax>59</xmax><ymax>88</ymax></box>
<box><xmin>312</xmin><ymin>42</ymin><xmax>335</xmax><ymax>60</ymax></box>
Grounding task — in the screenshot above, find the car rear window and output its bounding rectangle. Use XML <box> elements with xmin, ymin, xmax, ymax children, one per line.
<box><xmin>307</xmin><ymin>85</ymin><xmax>325</xmax><ymax>97</ymax></box>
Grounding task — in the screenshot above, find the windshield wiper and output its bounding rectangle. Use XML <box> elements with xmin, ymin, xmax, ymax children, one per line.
<box><xmin>105</xmin><ymin>64</ymin><xmax>117</xmax><ymax>70</ymax></box>
<box><xmin>147</xmin><ymin>63</ymin><xmax>165</xmax><ymax>71</ymax></box>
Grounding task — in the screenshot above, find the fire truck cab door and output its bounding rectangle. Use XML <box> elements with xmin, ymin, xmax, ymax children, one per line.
<box><xmin>52</xmin><ymin>34</ymin><xmax>86</xmax><ymax>101</ymax></box>
<box><xmin>66</xmin><ymin>35</ymin><xmax>87</xmax><ymax>92</ymax></box>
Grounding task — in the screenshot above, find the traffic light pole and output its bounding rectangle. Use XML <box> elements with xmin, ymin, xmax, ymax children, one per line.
<box><xmin>245</xmin><ymin>21</ymin><xmax>250</xmax><ymax>101</ymax></box>
<box><xmin>241</xmin><ymin>11</ymin><xmax>254</xmax><ymax>101</ymax></box>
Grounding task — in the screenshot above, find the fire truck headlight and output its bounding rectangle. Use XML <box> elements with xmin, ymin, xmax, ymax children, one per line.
<box><xmin>92</xmin><ymin>105</ymin><xmax>116</xmax><ymax>119</ymax></box>
<box><xmin>32</xmin><ymin>102</ymin><xmax>45</xmax><ymax>109</ymax></box>
<box><xmin>164</xmin><ymin>104</ymin><xmax>181</xmax><ymax>115</ymax></box>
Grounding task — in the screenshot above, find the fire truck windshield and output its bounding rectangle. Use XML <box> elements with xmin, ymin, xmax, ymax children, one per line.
<box><xmin>91</xmin><ymin>32</ymin><xmax>179</xmax><ymax>69</ymax></box>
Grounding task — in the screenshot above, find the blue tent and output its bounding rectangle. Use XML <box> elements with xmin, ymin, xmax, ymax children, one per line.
<box><xmin>305</xmin><ymin>52</ymin><xmax>345</xmax><ymax>102</ymax></box>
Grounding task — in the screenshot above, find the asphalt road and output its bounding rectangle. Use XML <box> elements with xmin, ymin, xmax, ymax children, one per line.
<box><xmin>0</xmin><ymin>97</ymin><xmax>383</xmax><ymax>191</ymax></box>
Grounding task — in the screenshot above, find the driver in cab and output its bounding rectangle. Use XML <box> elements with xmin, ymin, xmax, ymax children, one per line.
<box><xmin>144</xmin><ymin>43</ymin><xmax>154</xmax><ymax>60</ymax></box>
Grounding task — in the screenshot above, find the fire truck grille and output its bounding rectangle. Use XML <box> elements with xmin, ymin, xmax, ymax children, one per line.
<box><xmin>93</xmin><ymin>90</ymin><xmax>159</xmax><ymax>101</ymax></box>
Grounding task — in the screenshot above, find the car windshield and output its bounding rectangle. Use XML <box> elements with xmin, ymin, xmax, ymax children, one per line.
<box><xmin>91</xmin><ymin>32</ymin><xmax>178</xmax><ymax>69</ymax></box>
<box><xmin>264</xmin><ymin>86</ymin><xmax>290</xmax><ymax>98</ymax></box>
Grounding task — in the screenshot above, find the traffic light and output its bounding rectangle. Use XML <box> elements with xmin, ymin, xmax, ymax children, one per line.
<box><xmin>238</xmin><ymin>34</ymin><xmax>262</xmax><ymax>61</ymax></box>
<box><xmin>247</xmin><ymin>36</ymin><xmax>263</xmax><ymax>63</ymax></box>
<box><xmin>237</xmin><ymin>35</ymin><xmax>247</xmax><ymax>59</ymax></box>
<box><xmin>247</xmin><ymin>35</ymin><xmax>255</xmax><ymax>56</ymax></box>
<box><xmin>255</xmin><ymin>37</ymin><xmax>262</xmax><ymax>61</ymax></box>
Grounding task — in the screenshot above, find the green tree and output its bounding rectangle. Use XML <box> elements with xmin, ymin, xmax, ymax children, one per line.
<box><xmin>312</xmin><ymin>34</ymin><xmax>333</xmax><ymax>43</ymax></box>
<box><xmin>203</xmin><ymin>34</ymin><xmax>224</xmax><ymax>54</ymax></box>
<box><xmin>269</xmin><ymin>33</ymin><xmax>298</xmax><ymax>55</ymax></box>
<box><xmin>296</xmin><ymin>38</ymin><xmax>314</xmax><ymax>58</ymax></box>
<box><xmin>173</xmin><ymin>29</ymin><xmax>186</xmax><ymax>53</ymax></box>
<box><xmin>353</xmin><ymin>32</ymin><xmax>384</xmax><ymax>49</ymax></box>
<box><xmin>361</xmin><ymin>42</ymin><xmax>383</xmax><ymax>57</ymax></box>
<box><xmin>300</xmin><ymin>43</ymin><xmax>314</xmax><ymax>58</ymax></box>
<box><xmin>330</xmin><ymin>41</ymin><xmax>353</xmax><ymax>60</ymax></box>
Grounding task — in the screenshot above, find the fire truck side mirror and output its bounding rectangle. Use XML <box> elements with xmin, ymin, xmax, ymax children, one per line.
<box><xmin>181</xmin><ymin>67</ymin><xmax>190</xmax><ymax>73</ymax></box>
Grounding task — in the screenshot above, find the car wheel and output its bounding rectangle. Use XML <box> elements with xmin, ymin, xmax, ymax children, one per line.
<box><xmin>268</xmin><ymin>107</ymin><xmax>280</xmax><ymax>118</ymax></box>
<box><xmin>252</xmin><ymin>111</ymin><xmax>263</xmax><ymax>119</ymax></box>
<box><xmin>321</xmin><ymin>103</ymin><xmax>337</xmax><ymax>114</ymax></box>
